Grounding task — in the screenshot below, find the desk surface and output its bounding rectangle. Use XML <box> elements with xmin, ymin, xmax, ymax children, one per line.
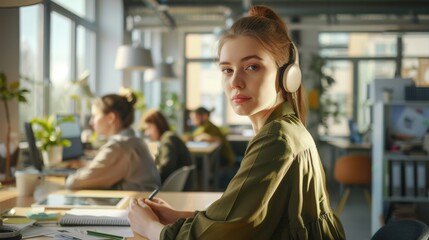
<box><xmin>0</xmin><ymin>188</ymin><xmax>223</xmax><ymax>239</ymax></box>
<box><xmin>0</xmin><ymin>189</ymin><xmax>222</xmax><ymax>211</ymax></box>
<box><xmin>327</xmin><ymin>139</ymin><xmax>371</xmax><ymax>150</ymax></box>
<box><xmin>186</xmin><ymin>141</ymin><xmax>220</xmax><ymax>154</ymax></box>
<box><xmin>146</xmin><ymin>141</ymin><xmax>220</xmax><ymax>157</ymax></box>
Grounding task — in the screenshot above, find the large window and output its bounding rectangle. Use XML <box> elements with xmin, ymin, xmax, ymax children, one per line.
<box><xmin>19</xmin><ymin>4</ymin><xmax>44</xmax><ymax>132</ymax></box>
<box><xmin>50</xmin><ymin>11</ymin><xmax>72</xmax><ymax>113</ymax></box>
<box><xmin>19</xmin><ymin>0</ymin><xmax>96</xmax><ymax>132</ymax></box>
<box><xmin>318</xmin><ymin>32</ymin><xmax>429</xmax><ymax>137</ymax></box>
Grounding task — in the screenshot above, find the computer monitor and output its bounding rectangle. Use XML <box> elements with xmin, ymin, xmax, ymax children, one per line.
<box><xmin>57</xmin><ymin>114</ymin><xmax>85</xmax><ymax>160</ymax></box>
<box><xmin>24</xmin><ymin>122</ymin><xmax>43</xmax><ymax>171</ymax></box>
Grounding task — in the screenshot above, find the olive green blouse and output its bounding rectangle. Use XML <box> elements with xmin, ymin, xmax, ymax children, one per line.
<box><xmin>161</xmin><ymin>102</ymin><xmax>345</xmax><ymax>240</ymax></box>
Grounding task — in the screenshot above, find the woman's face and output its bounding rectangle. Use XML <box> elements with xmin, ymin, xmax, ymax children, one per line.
<box><xmin>219</xmin><ymin>36</ymin><xmax>279</xmax><ymax>117</ymax></box>
<box><xmin>144</xmin><ymin>122</ymin><xmax>161</xmax><ymax>141</ymax></box>
<box><xmin>90</xmin><ymin>105</ymin><xmax>111</xmax><ymax>136</ymax></box>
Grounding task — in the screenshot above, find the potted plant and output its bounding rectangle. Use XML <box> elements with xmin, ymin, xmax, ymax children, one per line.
<box><xmin>308</xmin><ymin>54</ymin><xmax>345</xmax><ymax>135</ymax></box>
<box><xmin>0</xmin><ymin>72</ymin><xmax>29</xmax><ymax>182</ymax></box>
<box><xmin>30</xmin><ymin>115</ymin><xmax>74</xmax><ymax>168</ymax></box>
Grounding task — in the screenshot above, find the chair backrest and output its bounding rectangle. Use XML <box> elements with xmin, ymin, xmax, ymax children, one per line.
<box><xmin>334</xmin><ymin>154</ymin><xmax>371</xmax><ymax>185</ymax></box>
<box><xmin>371</xmin><ymin>219</ymin><xmax>429</xmax><ymax>240</ymax></box>
<box><xmin>161</xmin><ymin>165</ymin><xmax>195</xmax><ymax>191</ymax></box>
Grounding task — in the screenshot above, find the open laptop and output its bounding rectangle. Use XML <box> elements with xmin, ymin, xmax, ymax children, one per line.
<box><xmin>56</xmin><ymin>114</ymin><xmax>91</xmax><ymax>161</ymax></box>
<box><xmin>24</xmin><ymin>122</ymin><xmax>76</xmax><ymax>176</ymax></box>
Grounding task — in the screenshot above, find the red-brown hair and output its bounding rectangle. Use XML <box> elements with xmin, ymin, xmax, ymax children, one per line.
<box><xmin>218</xmin><ymin>5</ymin><xmax>307</xmax><ymax>124</ymax></box>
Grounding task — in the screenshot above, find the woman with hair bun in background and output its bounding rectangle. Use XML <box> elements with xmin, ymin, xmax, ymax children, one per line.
<box><xmin>65</xmin><ymin>91</ymin><xmax>161</xmax><ymax>191</ymax></box>
<box><xmin>128</xmin><ymin>5</ymin><xmax>345</xmax><ymax>239</ymax></box>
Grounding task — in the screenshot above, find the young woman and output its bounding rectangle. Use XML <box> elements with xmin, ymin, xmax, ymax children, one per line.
<box><xmin>128</xmin><ymin>5</ymin><xmax>345</xmax><ymax>239</ymax></box>
<box><xmin>141</xmin><ymin>109</ymin><xmax>192</xmax><ymax>184</ymax></box>
<box><xmin>65</xmin><ymin>92</ymin><xmax>161</xmax><ymax>191</ymax></box>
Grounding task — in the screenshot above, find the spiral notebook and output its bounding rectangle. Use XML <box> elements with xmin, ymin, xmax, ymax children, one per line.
<box><xmin>59</xmin><ymin>209</ymin><xmax>130</xmax><ymax>226</ymax></box>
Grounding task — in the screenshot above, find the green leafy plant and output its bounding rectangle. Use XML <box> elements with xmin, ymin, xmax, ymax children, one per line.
<box><xmin>0</xmin><ymin>72</ymin><xmax>29</xmax><ymax>181</ymax></box>
<box><xmin>309</xmin><ymin>54</ymin><xmax>345</xmax><ymax>134</ymax></box>
<box><xmin>160</xmin><ymin>92</ymin><xmax>182</xmax><ymax>131</ymax></box>
<box><xmin>30</xmin><ymin>115</ymin><xmax>74</xmax><ymax>151</ymax></box>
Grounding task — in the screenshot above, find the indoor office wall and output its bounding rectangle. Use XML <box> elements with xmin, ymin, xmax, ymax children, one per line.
<box><xmin>96</xmin><ymin>0</ymin><xmax>124</xmax><ymax>95</ymax></box>
<box><xmin>0</xmin><ymin>8</ymin><xmax>20</xmax><ymax>144</ymax></box>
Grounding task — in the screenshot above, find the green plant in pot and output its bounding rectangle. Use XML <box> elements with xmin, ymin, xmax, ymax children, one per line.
<box><xmin>0</xmin><ymin>72</ymin><xmax>29</xmax><ymax>182</ymax></box>
<box><xmin>309</xmin><ymin>54</ymin><xmax>345</xmax><ymax>135</ymax></box>
<box><xmin>30</xmin><ymin>115</ymin><xmax>74</xmax><ymax>168</ymax></box>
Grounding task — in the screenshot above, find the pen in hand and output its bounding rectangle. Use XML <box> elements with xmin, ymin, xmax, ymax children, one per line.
<box><xmin>148</xmin><ymin>188</ymin><xmax>159</xmax><ymax>201</ymax></box>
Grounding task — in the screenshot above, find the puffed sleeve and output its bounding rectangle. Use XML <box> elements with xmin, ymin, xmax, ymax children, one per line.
<box><xmin>65</xmin><ymin>141</ymin><xmax>129</xmax><ymax>189</ymax></box>
<box><xmin>161</xmin><ymin>123</ymin><xmax>294</xmax><ymax>239</ymax></box>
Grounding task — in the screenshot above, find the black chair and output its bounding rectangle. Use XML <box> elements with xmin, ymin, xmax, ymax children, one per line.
<box><xmin>161</xmin><ymin>165</ymin><xmax>196</xmax><ymax>191</ymax></box>
<box><xmin>371</xmin><ymin>219</ymin><xmax>429</xmax><ymax>240</ymax></box>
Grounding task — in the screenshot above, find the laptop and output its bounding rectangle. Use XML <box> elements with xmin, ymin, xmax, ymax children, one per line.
<box><xmin>56</xmin><ymin>114</ymin><xmax>89</xmax><ymax>161</ymax></box>
<box><xmin>24</xmin><ymin>122</ymin><xmax>76</xmax><ymax>176</ymax></box>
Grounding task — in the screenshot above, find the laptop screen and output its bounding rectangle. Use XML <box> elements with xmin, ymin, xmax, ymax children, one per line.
<box><xmin>57</xmin><ymin>114</ymin><xmax>85</xmax><ymax>160</ymax></box>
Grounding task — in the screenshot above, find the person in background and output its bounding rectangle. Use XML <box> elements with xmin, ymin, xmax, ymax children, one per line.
<box><xmin>128</xmin><ymin>5</ymin><xmax>345</xmax><ymax>239</ymax></box>
<box><xmin>189</xmin><ymin>106</ymin><xmax>237</xmax><ymax>189</ymax></box>
<box><xmin>65</xmin><ymin>92</ymin><xmax>161</xmax><ymax>191</ymax></box>
<box><xmin>141</xmin><ymin>109</ymin><xmax>192</xmax><ymax>184</ymax></box>
<box><xmin>189</xmin><ymin>107</ymin><xmax>236</xmax><ymax>168</ymax></box>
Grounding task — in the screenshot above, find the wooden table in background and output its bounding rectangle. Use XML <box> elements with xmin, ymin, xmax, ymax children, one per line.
<box><xmin>186</xmin><ymin>141</ymin><xmax>221</xmax><ymax>191</ymax></box>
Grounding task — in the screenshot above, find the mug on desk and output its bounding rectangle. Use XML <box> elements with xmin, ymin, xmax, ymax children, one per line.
<box><xmin>15</xmin><ymin>169</ymin><xmax>43</xmax><ymax>196</ymax></box>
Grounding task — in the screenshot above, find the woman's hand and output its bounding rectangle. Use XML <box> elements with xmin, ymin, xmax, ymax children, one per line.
<box><xmin>128</xmin><ymin>198</ymin><xmax>164</xmax><ymax>240</ymax></box>
<box><xmin>144</xmin><ymin>198</ymin><xmax>194</xmax><ymax>225</ymax></box>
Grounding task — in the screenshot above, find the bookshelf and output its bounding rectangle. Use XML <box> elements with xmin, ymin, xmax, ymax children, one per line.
<box><xmin>371</xmin><ymin>100</ymin><xmax>429</xmax><ymax>234</ymax></box>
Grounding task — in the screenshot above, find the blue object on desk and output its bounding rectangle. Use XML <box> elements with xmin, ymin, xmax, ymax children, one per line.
<box><xmin>26</xmin><ymin>212</ymin><xmax>59</xmax><ymax>220</ymax></box>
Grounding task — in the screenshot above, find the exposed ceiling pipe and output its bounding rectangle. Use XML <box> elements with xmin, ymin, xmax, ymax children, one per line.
<box><xmin>142</xmin><ymin>0</ymin><xmax>176</xmax><ymax>29</ymax></box>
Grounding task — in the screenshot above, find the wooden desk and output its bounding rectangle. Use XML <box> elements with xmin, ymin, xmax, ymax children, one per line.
<box><xmin>0</xmin><ymin>189</ymin><xmax>223</xmax><ymax>239</ymax></box>
<box><xmin>327</xmin><ymin>140</ymin><xmax>371</xmax><ymax>152</ymax></box>
<box><xmin>186</xmin><ymin>141</ymin><xmax>221</xmax><ymax>191</ymax></box>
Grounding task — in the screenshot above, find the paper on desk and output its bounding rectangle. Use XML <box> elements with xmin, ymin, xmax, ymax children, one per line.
<box><xmin>21</xmin><ymin>225</ymin><xmax>133</xmax><ymax>239</ymax></box>
<box><xmin>21</xmin><ymin>225</ymin><xmax>58</xmax><ymax>239</ymax></box>
<box><xmin>67</xmin><ymin>208</ymin><xmax>128</xmax><ymax>217</ymax></box>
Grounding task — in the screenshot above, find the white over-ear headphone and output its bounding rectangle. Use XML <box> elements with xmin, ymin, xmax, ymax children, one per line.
<box><xmin>279</xmin><ymin>42</ymin><xmax>302</xmax><ymax>93</ymax></box>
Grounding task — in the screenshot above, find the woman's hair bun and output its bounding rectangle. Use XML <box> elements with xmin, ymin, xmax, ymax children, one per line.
<box><xmin>118</xmin><ymin>87</ymin><xmax>137</xmax><ymax>105</ymax></box>
<box><xmin>248</xmin><ymin>5</ymin><xmax>278</xmax><ymax>20</ymax></box>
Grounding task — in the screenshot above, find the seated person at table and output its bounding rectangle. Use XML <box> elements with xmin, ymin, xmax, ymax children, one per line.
<box><xmin>141</xmin><ymin>109</ymin><xmax>192</xmax><ymax>184</ymax></box>
<box><xmin>189</xmin><ymin>106</ymin><xmax>236</xmax><ymax>168</ymax></box>
<box><xmin>128</xmin><ymin>5</ymin><xmax>344</xmax><ymax>239</ymax></box>
<box><xmin>65</xmin><ymin>92</ymin><xmax>161</xmax><ymax>191</ymax></box>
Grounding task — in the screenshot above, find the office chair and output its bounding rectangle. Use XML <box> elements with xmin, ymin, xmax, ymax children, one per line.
<box><xmin>371</xmin><ymin>219</ymin><xmax>429</xmax><ymax>240</ymax></box>
<box><xmin>161</xmin><ymin>165</ymin><xmax>195</xmax><ymax>191</ymax></box>
<box><xmin>334</xmin><ymin>154</ymin><xmax>371</xmax><ymax>215</ymax></box>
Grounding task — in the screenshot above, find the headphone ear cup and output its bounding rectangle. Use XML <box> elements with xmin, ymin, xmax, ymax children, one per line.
<box><xmin>282</xmin><ymin>63</ymin><xmax>302</xmax><ymax>93</ymax></box>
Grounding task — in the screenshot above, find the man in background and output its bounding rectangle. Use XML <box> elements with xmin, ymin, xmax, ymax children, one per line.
<box><xmin>189</xmin><ymin>107</ymin><xmax>237</xmax><ymax>189</ymax></box>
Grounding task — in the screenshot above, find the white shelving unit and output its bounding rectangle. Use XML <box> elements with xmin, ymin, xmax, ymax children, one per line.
<box><xmin>371</xmin><ymin>100</ymin><xmax>429</xmax><ymax>234</ymax></box>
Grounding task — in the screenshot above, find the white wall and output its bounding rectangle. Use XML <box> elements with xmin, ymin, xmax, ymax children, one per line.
<box><xmin>96</xmin><ymin>0</ymin><xmax>124</xmax><ymax>95</ymax></box>
<box><xmin>0</xmin><ymin>8</ymin><xmax>20</xmax><ymax>145</ymax></box>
